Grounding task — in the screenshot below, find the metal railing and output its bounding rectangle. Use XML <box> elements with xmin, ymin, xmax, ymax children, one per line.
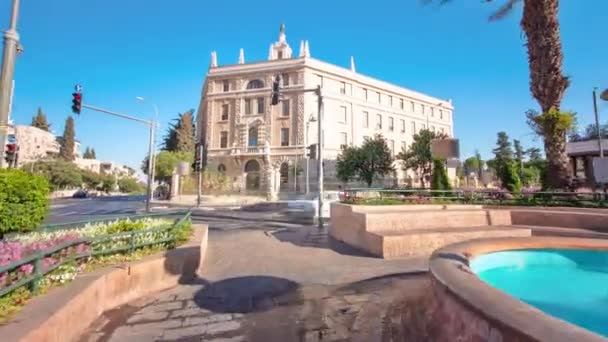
<box><xmin>341</xmin><ymin>188</ymin><xmax>608</xmax><ymax>206</ymax></box>
<box><xmin>0</xmin><ymin>211</ymin><xmax>192</xmax><ymax>298</ymax></box>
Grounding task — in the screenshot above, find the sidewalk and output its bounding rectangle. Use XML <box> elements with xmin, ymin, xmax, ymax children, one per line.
<box><xmin>151</xmin><ymin>194</ymin><xmax>266</xmax><ymax>208</ymax></box>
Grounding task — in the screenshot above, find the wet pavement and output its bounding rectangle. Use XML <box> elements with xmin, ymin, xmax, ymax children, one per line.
<box><xmin>80</xmin><ymin>225</ymin><xmax>429</xmax><ymax>342</ymax></box>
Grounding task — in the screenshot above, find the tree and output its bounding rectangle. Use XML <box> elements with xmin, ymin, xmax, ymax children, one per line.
<box><xmin>59</xmin><ymin>116</ymin><xmax>76</xmax><ymax>161</ymax></box>
<box><xmin>0</xmin><ymin>169</ymin><xmax>49</xmax><ymax>235</ymax></box>
<box><xmin>334</xmin><ymin>135</ymin><xmax>394</xmax><ymax>187</ymax></box>
<box><xmin>431</xmin><ymin>159</ymin><xmax>452</xmax><ymax>191</ymax></box>
<box><xmin>492</xmin><ymin>132</ymin><xmax>513</xmax><ymax>177</ymax></box>
<box><xmin>118</xmin><ymin>178</ymin><xmax>145</xmax><ymax>194</ymax></box>
<box><xmin>83</xmin><ymin>147</ymin><xmax>91</xmax><ymax>159</ymax></box>
<box><xmin>398</xmin><ymin>129</ymin><xmax>447</xmax><ymax>188</ymax></box>
<box><xmin>526</xmin><ymin>147</ymin><xmax>543</xmax><ymax>161</ymax></box>
<box><xmin>163</xmin><ymin>110</ymin><xmax>196</xmax><ymax>153</ymax></box>
<box><xmin>513</xmin><ymin>139</ymin><xmax>524</xmax><ymax>175</ymax></box>
<box><xmin>502</xmin><ymin>161</ymin><xmax>522</xmax><ymax>192</ymax></box>
<box><xmin>336</xmin><ymin>145</ymin><xmax>360</xmax><ymax>184</ymax></box>
<box><xmin>26</xmin><ymin>159</ymin><xmax>83</xmax><ymax>190</ymax></box>
<box><xmin>31</xmin><ymin>107</ymin><xmax>51</xmax><ymax>131</ymax></box>
<box><xmin>90</xmin><ymin>148</ymin><xmax>96</xmax><ymax>159</ymax></box>
<box><xmin>474</xmin><ymin>150</ymin><xmax>484</xmax><ymax>178</ymax></box>
<box><xmin>431</xmin><ymin>0</ymin><xmax>572</xmax><ymax>188</ymax></box>
<box><xmin>463</xmin><ymin>156</ymin><xmax>482</xmax><ymax>178</ymax></box>
<box><xmin>141</xmin><ymin>150</ymin><xmax>193</xmax><ymax>182</ymax></box>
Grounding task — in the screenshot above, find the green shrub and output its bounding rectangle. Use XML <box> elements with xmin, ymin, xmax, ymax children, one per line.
<box><xmin>431</xmin><ymin>159</ymin><xmax>452</xmax><ymax>193</ymax></box>
<box><xmin>501</xmin><ymin>161</ymin><xmax>522</xmax><ymax>192</ymax></box>
<box><xmin>117</xmin><ymin>178</ymin><xmax>144</xmax><ymax>194</ymax></box>
<box><xmin>0</xmin><ymin>169</ymin><xmax>50</xmax><ymax>235</ymax></box>
<box><xmin>105</xmin><ymin>220</ymin><xmax>146</xmax><ymax>234</ymax></box>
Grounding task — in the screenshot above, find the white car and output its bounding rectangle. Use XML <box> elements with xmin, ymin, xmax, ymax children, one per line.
<box><xmin>287</xmin><ymin>191</ymin><xmax>343</xmax><ymax>219</ymax></box>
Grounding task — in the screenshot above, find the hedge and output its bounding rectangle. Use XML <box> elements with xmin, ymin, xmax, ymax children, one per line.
<box><xmin>0</xmin><ymin>169</ymin><xmax>50</xmax><ymax>235</ymax></box>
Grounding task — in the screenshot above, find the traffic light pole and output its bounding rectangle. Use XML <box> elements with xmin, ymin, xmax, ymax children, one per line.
<box><xmin>81</xmin><ymin>104</ymin><xmax>156</xmax><ymax>212</ymax></box>
<box><xmin>0</xmin><ymin>0</ymin><xmax>20</xmax><ymax>168</ymax></box>
<box><xmin>196</xmin><ymin>143</ymin><xmax>203</xmax><ymax>207</ymax></box>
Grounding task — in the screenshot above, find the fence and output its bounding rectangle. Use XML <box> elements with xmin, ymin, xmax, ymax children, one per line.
<box><xmin>342</xmin><ymin>188</ymin><xmax>608</xmax><ymax>206</ymax></box>
<box><xmin>0</xmin><ymin>211</ymin><xmax>192</xmax><ymax>298</ymax></box>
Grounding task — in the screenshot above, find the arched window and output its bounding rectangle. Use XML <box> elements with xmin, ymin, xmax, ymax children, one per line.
<box><xmin>217</xmin><ymin>164</ymin><xmax>226</xmax><ymax>174</ymax></box>
<box><xmin>280</xmin><ymin>163</ymin><xmax>289</xmax><ymax>184</ymax></box>
<box><xmin>248</xmin><ymin>126</ymin><xmax>258</xmax><ymax>147</ymax></box>
<box><xmin>246</xmin><ymin>79</ymin><xmax>265</xmax><ymax>89</ymax></box>
<box><xmin>244</xmin><ymin>159</ymin><xmax>260</xmax><ymax>172</ymax></box>
<box><xmin>244</xmin><ymin>160</ymin><xmax>260</xmax><ymax>191</ymax></box>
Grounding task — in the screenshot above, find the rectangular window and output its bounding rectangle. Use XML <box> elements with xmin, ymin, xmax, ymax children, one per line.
<box><xmin>411</xmin><ymin>121</ymin><xmax>416</xmax><ymax>133</ymax></box>
<box><xmin>430</xmin><ymin>107</ymin><xmax>435</xmax><ymax>117</ymax></box>
<box><xmin>400</xmin><ymin>119</ymin><xmax>405</xmax><ymax>133</ymax></box>
<box><xmin>221</xmin><ymin>104</ymin><xmax>229</xmax><ymax>121</ymax></box>
<box><xmin>389</xmin><ymin>140</ymin><xmax>395</xmax><ymax>155</ymax></box>
<box><xmin>389</xmin><ymin>95</ymin><xmax>393</xmax><ymax>107</ymax></box>
<box><xmin>439</xmin><ymin>109</ymin><xmax>443</xmax><ymax>119</ymax></box>
<box><xmin>363</xmin><ymin>88</ymin><xmax>368</xmax><ymax>100</ymax></box>
<box><xmin>400</xmin><ymin>98</ymin><xmax>404</xmax><ymax>110</ymax></box>
<box><xmin>401</xmin><ymin>141</ymin><xmax>407</xmax><ymax>151</ymax></box>
<box><xmin>282</xmin><ymin>99</ymin><xmax>290</xmax><ymax>117</ymax></box>
<box><xmin>421</xmin><ymin>104</ymin><xmax>425</xmax><ymax>115</ymax></box>
<box><xmin>376</xmin><ymin>114</ymin><xmax>382</xmax><ymax>129</ymax></box>
<box><xmin>410</xmin><ymin>101</ymin><xmax>415</xmax><ymax>112</ymax></box>
<box><xmin>245</xmin><ymin>98</ymin><xmax>252</xmax><ymax>114</ymax></box>
<box><xmin>362</xmin><ymin>111</ymin><xmax>369</xmax><ymax>128</ymax></box>
<box><xmin>277</xmin><ymin>51</ymin><xmax>283</xmax><ymax>59</ymax></box>
<box><xmin>280</xmin><ymin>128</ymin><xmax>289</xmax><ymax>146</ymax></box>
<box><xmin>257</xmin><ymin>97</ymin><xmax>265</xmax><ymax>114</ymax></box>
<box><xmin>340</xmin><ymin>82</ymin><xmax>346</xmax><ymax>95</ymax></box>
<box><xmin>340</xmin><ymin>132</ymin><xmax>348</xmax><ymax>148</ymax></box>
<box><xmin>220</xmin><ymin>131</ymin><xmax>228</xmax><ymax>148</ymax></box>
<box><xmin>222</xmin><ymin>80</ymin><xmax>229</xmax><ymax>92</ymax></box>
<box><xmin>282</xmin><ymin>74</ymin><xmax>290</xmax><ymax>86</ymax></box>
<box><xmin>339</xmin><ymin>106</ymin><xmax>347</xmax><ymax>123</ymax></box>
<box><xmin>376</xmin><ymin>92</ymin><xmax>381</xmax><ymax>103</ymax></box>
<box><xmin>388</xmin><ymin>117</ymin><xmax>394</xmax><ymax>131</ymax></box>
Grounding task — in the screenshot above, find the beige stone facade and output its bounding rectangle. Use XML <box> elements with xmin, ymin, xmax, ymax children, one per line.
<box><xmin>196</xmin><ymin>25</ymin><xmax>455</xmax><ymax>198</ymax></box>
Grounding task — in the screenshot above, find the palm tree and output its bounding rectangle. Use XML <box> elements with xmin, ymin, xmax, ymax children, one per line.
<box><xmin>431</xmin><ymin>0</ymin><xmax>571</xmax><ymax>188</ymax></box>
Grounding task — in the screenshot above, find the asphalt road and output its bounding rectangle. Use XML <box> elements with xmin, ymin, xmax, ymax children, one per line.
<box><xmin>47</xmin><ymin>196</ymin><xmax>146</xmax><ymax>224</ymax></box>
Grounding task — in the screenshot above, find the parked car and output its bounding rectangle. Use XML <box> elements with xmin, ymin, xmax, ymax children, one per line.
<box><xmin>287</xmin><ymin>191</ymin><xmax>343</xmax><ymax>219</ymax></box>
<box><xmin>72</xmin><ymin>189</ymin><xmax>89</xmax><ymax>198</ymax></box>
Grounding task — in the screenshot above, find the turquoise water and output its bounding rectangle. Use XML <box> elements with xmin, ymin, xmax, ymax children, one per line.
<box><xmin>471</xmin><ymin>249</ymin><xmax>608</xmax><ymax>337</ymax></box>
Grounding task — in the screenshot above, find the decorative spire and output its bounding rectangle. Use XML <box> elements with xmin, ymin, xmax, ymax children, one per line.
<box><xmin>304</xmin><ymin>40</ymin><xmax>310</xmax><ymax>57</ymax></box>
<box><xmin>210</xmin><ymin>51</ymin><xmax>217</xmax><ymax>68</ymax></box>
<box><xmin>350</xmin><ymin>56</ymin><xmax>356</xmax><ymax>72</ymax></box>
<box><xmin>298</xmin><ymin>40</ymin><xmax>305</xmax><ymax>57</ymax></box>
<box><xmin>279</xmin><ymin>22</ymin><xmax>286</xmax><ymax>43</ymax></box>
<box><xmin>238</xmin><ymin>48</ymin><xmax>245</xmax><ymax>64</ymax></box>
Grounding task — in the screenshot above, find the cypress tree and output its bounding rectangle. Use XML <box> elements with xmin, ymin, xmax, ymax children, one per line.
<box><xmin>60</xmin><ymin>116</ymin><xmax>76</xmax><ymax>161</ymax></box>
<box><xmin>31</xmin><ymin>107</ymin><xmax>51</xmax><ymax>131</ymax></box>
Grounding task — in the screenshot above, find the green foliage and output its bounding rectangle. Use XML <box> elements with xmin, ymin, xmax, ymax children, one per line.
<box><xmin>82</xmin><ymin>146</ymin><xmax>96</xmax><ymax>159</ymax></box>
<box><xmin>105</xmin><ymin>220</ymin><xmax>146</xmax><ymax>234</ymax></box>
<box><xmin>336</xmin><ymin>145</ymin><xmax>360</xmax><ymax>184</ymax></box>
<box><xmin>117</xmin><ymin>178</ymin><xmax>144</xmax><ymax>194</ymax></box>
<box><xmin>27</xmin><ymin>159</ymin><xmax>83</xmax><ymax>190</ymax></box>
<box><xmin>163</xmin><ymin>110</ymin><xmax>196</xmax><ymax>153</ymax></box>
<box><xmin>80</xmin><ymin>169</ymin><xmax>103</xmax><ymax>189</ymax></box>
<box><xmin>501</xmin><ymin>161</ymin><xmax>522</xmax><ymax>192</ymax></box>
<box><xmin>100</xmin><ymin>174</ymin><xmax>116</xmax><ymax>193</ymax></box>
<box><xmin>521</xmin><ymin>166</ymin><xmax>541</xmax><ymax>187</ymax></box>
<box><xmin>59</xmin><ymin>116</ymin><xmax>76</xmax><ymax>161</ymax></box>
<box><xmin>526</xmin><ymin>108</ymin><xmax>576</xmax><ymax>137</ymax></box>
<box><xmin>141</xmin><ymin>150</ymin><xmax>193</xmax><ymax>182</ymax></box>
<box><xmin>463</xmin><ymin>154</ymin><xmax>482</xmax><ymax>178</ymax></box>
<box><xmin>31</xmin><ymin>107</ymin><xmax>51</xmax><ymax>132</ymax></box>
<box><xmin>491</xmin><ymin>131</ymin><xmax>513</xmax><ymax>177</ymax></box>
<box><xmin>335</xmin><ymin>135</ymin><xmax>394</xmax><ymax>187</ymax></box>
<box><xmin>398</xmin><ymin>129</ymin><xmax>447</xmax><ymax>188</ymax></box>
<box><xmin>0</xmin><ymin>169</ymin><xmax>50</xmax><ymax>235</ymax></box>
<box><xmin>90</xmin><ymin>148</ymin><xmax>96</xmax><ymax>159</ymax></box>
<box><xmin>181</xmin><ymin>170</ymin><xmax>230</xmax><ymax>193</ymax></box>
<box><xmin>0</xmin><ymin>287</ymin><xmax>31</xmax><ymax>321</ymax></box>
<box><xmin>431</xmin><ymin>159</ymin><xmax>452</xmax><ymax>191</ymax></box>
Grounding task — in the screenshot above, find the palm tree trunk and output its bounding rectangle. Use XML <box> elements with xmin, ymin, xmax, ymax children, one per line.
<box><xmin>521</xmin><ymin>0</ymin><xmax>571</xmax><ymax>188</ymax></box>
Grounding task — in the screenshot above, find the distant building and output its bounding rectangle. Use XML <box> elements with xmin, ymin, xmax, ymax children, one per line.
<box><xmin>11</xmin><ymin>125</ymin><xmax>60</xmax><ymax>165</ymax></box>
<box><xmin>566</xmin><ymin>139</ymin><xmax>608</xmax><ymax>187</ymax></box>
<box><xmin>196</xmin><ymin>24</ymin><xmax>456</xmax><ymax>199</ymax></box>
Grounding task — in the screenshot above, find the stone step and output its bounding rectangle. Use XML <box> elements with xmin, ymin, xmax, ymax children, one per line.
<box><xmin>369</xmin><ymin>226</ymin><xmax>531</xmax><ymax>259</ymax></box>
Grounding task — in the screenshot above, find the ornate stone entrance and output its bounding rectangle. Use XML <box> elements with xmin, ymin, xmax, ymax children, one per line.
<box><xmin>244</xmin><ymin>159</ymin><xmax>261</xmax><ymax>191</ymax></box>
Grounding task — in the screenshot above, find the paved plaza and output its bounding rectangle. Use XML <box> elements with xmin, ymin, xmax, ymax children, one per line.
<box><xmin>80</xmin><ymin>226</ymin><xmax>429</xmax><ymax>341</ymax></box>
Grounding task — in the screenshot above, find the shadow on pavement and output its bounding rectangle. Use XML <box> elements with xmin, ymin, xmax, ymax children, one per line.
<box><xmin>193</xmin><ymin>276</ymin><xmax>299</xmax><ymax>314</ymax></box>
<box><xmin>270</xmin><ymin>227</ymin><xmax>378</xmax><ymax>258</ymax></box>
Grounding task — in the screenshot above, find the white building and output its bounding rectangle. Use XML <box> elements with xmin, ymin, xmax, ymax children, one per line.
<box><xmin>11</xmin><ymin>125</ymin><xmax>61</xmax><ymax>165</ymax></box>
<box><xmin>196</xmin><ymin>24</ymin><xmax>455</xmax><ymax>199</ymax></box>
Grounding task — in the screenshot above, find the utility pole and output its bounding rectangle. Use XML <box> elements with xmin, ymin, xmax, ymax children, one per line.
<box><xmin>196</xmin><ymin>142</ymin><xmax>204</xmax><ymax>207</ymax></box>
<box><xmin>316</xmin><ymin>86</ymin><xmax>324</xmax><ymax>229</ymax></box>
<box><xmin>593</xmin><ymin>88</ymin><xmax>604</xmax><ymax>158</ymax></box>
<box><xmin>0</xmin><ymin>0</ymin><xmax>21</xmax><ymax>168</ymax></box>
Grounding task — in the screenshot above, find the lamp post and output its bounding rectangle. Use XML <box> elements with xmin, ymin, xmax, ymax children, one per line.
<box><xmin>136</xmin><ymin>97</ymin><xmax>159</xmax><ymax>206</ymax></box>
<box><xmin>0</xmin><ymin>0</ymin><xmax>21</xmax><ymax>168</ymax></box>
<box><xmin>593</xmin><ymin>88</ymin><xmax>604</xmax><ymax>158</ymax></box>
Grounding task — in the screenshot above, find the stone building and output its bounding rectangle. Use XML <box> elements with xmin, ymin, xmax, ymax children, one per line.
<box><xmin>11</xmin><ymin>125</ymin><xmax>61</xmax><ymax>165</ymax></box>
<box><xmin>195</xmin><ymin>24</ymin><xmax>455</xmax><ymax>199</ymax></box>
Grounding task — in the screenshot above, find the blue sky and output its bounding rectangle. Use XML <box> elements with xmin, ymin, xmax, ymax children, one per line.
<box><xmin>2</xmin><ymin>0</ymin><xmax>607</xmax><ymax>169</ymax></box>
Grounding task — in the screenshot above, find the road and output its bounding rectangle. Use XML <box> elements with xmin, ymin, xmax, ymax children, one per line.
<box><xmin>47</xmin><ymin>196</ymin><xmax>146</xmax><ymax>224</ymax></box>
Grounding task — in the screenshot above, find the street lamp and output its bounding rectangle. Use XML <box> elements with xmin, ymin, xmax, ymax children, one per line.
<box><xmin>136</xmin><ymin>97</ymin><xmax>159</xmax><ymax>210</ymax></box>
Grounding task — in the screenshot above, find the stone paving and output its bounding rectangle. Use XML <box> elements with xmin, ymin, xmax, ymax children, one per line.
<box><xmin>80</xmin><ymin>225</ymin><xmax>429</xmax><ymax>342</ymax></box>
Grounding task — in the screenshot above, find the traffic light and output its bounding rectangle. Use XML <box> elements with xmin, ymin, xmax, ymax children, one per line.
<box><xmin>4</xmin><ymin>143</ymin><xmax>17</xmax><ymax>167</ymax></box>
<box><xmin>72</xmin><ymin>92</ymin><xmax>82</xmax><ymax>115</ymax></box>
<box><xmin>271</xmin><ymin>75</ymin><xmax>281</xmax><ymax>106</ymax></box>
<box><xmin>192</xmin><ymin>143</ymin><xmax>206</xmax><ymax>172</ymax></box>
<box><xmin>306</xmin><ymin>143</ymin><xmax>317</xmax><ymax>160</ymax></box>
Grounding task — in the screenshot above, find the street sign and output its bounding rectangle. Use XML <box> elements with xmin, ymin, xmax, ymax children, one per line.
<box><xmin>7</xmin><ymin>134</ymin><xmax>16</xmax><ymax>143</ymax></box>
<box><xmin>75</xmin><ymin>84</ymin><xmax>83</xmax><ymax>93</ymax></box>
